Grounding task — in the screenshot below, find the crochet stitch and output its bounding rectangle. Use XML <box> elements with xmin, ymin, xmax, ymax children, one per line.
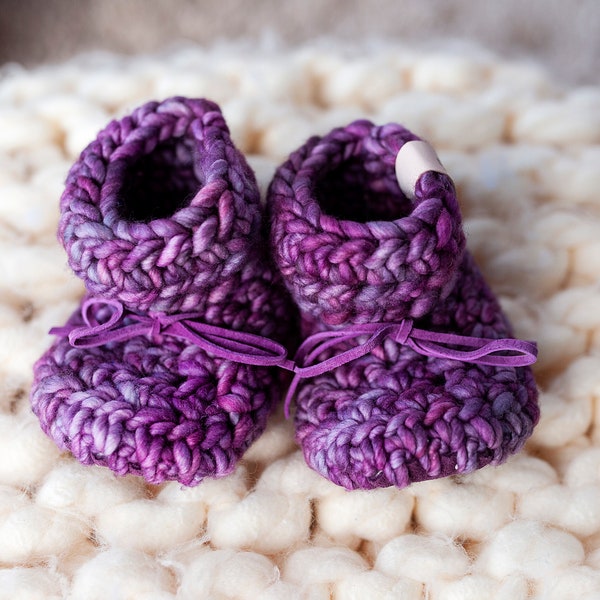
<box><xmin>31</xmin><ymin>97</ymin><xmax>294</xmax><ymax>485</ymax></box>
<box><xmin>268</xmin><ymin>120</ymin><xmax>539</xmax><ymax>490</ymax></box>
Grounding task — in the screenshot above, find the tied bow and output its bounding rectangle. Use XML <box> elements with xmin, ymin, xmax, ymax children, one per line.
<box><xmin>51</xmin><ymin>298</ymin><xmax>537</xmax><ymax>419</ymax></box>
<box><xmin>50</xmin><ymin>297</ymin><xmax>295</xmax><ymax>369</ymax></box>
<box><xmin>283</xmin><ymin>321</ymin><xmax>538</xmax><ymax>416</ymax></box>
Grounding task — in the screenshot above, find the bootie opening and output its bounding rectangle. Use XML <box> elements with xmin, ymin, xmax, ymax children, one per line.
<box><xmin>117</xmin><ymin>136</ymin><xmax>200</xmax><ymax>222</ymax></box>
<box><xmin>314</xmin><ymin>147</ymin><xmax>412</xmax><ymax>223</ymax></box>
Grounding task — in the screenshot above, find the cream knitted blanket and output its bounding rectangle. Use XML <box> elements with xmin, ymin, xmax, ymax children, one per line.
<box><xmin>1</xmin><ymin>42</ymin><xmax>600</xmax><ymax>599</ymax></box>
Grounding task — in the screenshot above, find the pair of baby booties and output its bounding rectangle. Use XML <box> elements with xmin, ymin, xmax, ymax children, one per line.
<box><xmin>31</xmin><ymin>97</ymin><xmax>539</xmax><ymax>491</ymax></box>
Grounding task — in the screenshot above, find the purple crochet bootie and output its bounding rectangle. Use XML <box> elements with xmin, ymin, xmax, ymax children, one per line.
<box><xmin>31</xmin><ymin>97</ymin><xmax>294</xmax><ymax>486</ymax></box>
<box><xmin>268</xmin><ymin>120</ymin><xmax>539</xmax><ymax>490</ymax></box>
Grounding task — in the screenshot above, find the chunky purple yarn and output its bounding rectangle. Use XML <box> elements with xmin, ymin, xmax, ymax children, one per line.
<box><xmin>31</xmin><ymin>97</ymin><xmax>293</xmax><ymax>485</ymax></box>
<box><xmin>268</xmin><ymin>120</ymin><xmax>539</xmax><ymax>490</ymax></box>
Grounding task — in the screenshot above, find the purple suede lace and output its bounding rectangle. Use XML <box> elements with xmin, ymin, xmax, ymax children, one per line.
<box><xmin>51</xmin><ymin>297</ymin><xmax>293</xmax><ymax>368</ymax></box>
<box><xmin>268</xmin><ymin>119</ymin><xmax>540</xmax><ymax>490</ymax></box>
<box><xmin>50</xmin><ymin>298</ymin><xmax>537</xmax><ymax>419</ymax></box>
<box><xmin>285</xmin><ymin>322</ymin><xmax>536</xmax><ymax>417</ymax></box>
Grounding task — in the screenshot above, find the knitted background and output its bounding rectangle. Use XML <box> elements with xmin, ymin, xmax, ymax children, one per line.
<box><xmin>1</xmin><ymin>42</ymin><xmax>600</xmax><ymax>598</ymax></box>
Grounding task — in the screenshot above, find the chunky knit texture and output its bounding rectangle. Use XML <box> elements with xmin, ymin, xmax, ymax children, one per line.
<box><xmin>268</xmin><ymin>120</ymin><xmax>539</xmax><ymax>490</ymax></box>
<box><xmin>5</xmin><ymin>43</ymin><xmax>600</xmax><ymax>598</ymax></box>
<box><xmin>31</xmin><ymin>97</ymin><xmax>293</xmax><ymax>485</ymax></box>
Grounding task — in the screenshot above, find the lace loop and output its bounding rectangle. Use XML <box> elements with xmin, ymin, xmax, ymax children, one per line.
<box><xmin>283</xmin><ymin>320</ymin><xmax>537</xmax><ymax>417</ymax></box>
<box><xmin>50</xmin><ymin>297</ymin><xmax>294</xmax><ymax>369</ymax></box>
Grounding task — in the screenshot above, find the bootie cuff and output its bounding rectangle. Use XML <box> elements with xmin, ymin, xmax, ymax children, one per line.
<box><xmin>268</xmin><ymin>120</ymin><xmax>466</xmax><ymax>326</ymax></box>
<box><xmin>59</xmin><ymin>97</ymin><xmax>261</xmax><ymax>314</ymax></box>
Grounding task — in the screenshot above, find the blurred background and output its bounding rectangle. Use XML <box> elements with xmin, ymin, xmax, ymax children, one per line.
<box><xmin>0</xmin><ymin>0</ymin><xmax>598</xmax><ymax>85</ymax></box>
